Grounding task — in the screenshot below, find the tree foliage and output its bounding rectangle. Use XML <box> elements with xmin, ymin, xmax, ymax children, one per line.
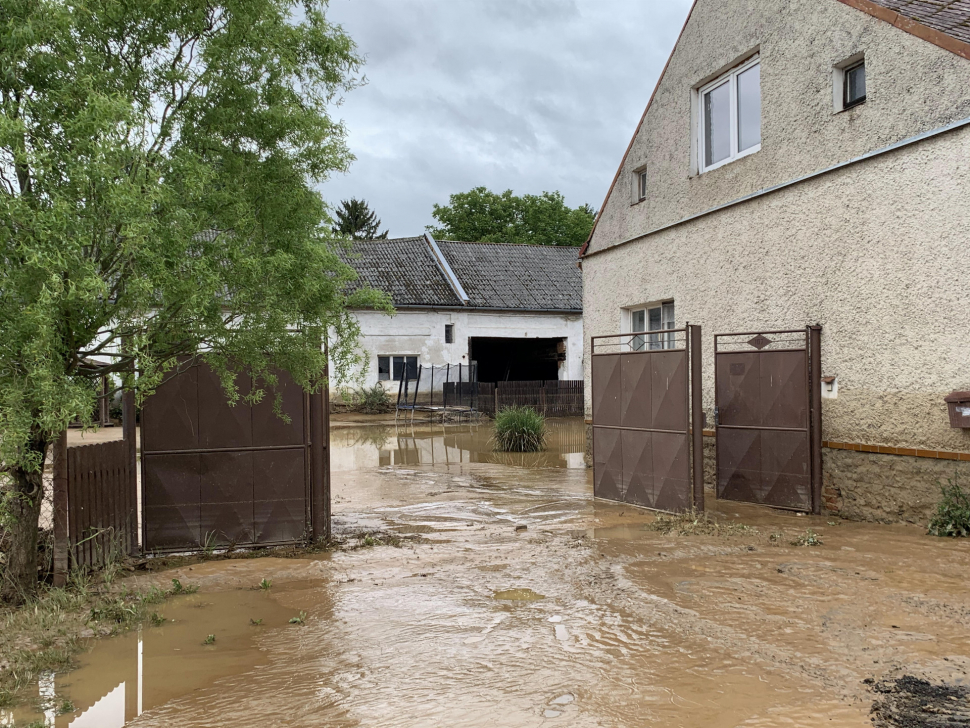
<box><xmin>332</xmin><ymin>197</ymin><xmax>388</xmax><ymax>240</ymax></box>
<box><xmin>0</xmin><ymin>0</ymin><xmax>388</xmax><ymax>600</ymax></box>
<box><xmin>427</xmin><ymin>187</ymin><xmax>596</xmax><ymax>247</ymax></box>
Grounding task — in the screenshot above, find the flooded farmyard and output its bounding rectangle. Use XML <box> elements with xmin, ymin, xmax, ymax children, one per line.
<box><xmin>8</xmin><ymin>417</ymin><xmax>970</xmax><ymax>727</ymax></box>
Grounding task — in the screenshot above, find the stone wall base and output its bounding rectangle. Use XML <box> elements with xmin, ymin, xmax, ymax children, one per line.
<box><xmin>585</xmin><ymin>424</ymin><xmax>964</xmax><ymax>525</ymax></box>
<box><xmin>821</xmin><ymin>449</ymin><xmax>967</xmax><ymax>525</ymax></box>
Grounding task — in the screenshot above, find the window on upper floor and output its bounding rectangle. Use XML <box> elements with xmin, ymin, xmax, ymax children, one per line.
<box><xmin>698</xmin><ymin>56</ymin><xmax>761</xmax><ymax>173</ymax></box>
<box><xmin>843</xmin><ymin>60</ymin><xmax>866</xmax><ymax>109</ymax></box>
<box><xmin>833</xmin><ymin>53</ymin><xmax>866</xmax><ymax>112</ymax></box>
<box><xmin>629</xmin><ymin>301</ymin><xmax>675</xmax><ymax>351</ymax></box>
<box><xmin>635</xmin><ymin>168</ymin><xmax>647</xmax><ymax>202</ymax></box>
<box><xmin>444</xmin><ymin>324</ymin><xmax>455</xmax><ymax>344</ymax></box>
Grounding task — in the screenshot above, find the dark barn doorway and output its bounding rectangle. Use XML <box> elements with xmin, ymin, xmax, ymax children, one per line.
<box><xmin>470</xmin><ymin>337</ymin><xmax>561</xmax><ymax>382</ymax></box>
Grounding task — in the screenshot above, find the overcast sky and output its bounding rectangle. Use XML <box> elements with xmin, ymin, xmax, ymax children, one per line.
<box><xmin>319</xmin><ymin>0</ymin><xmax>693</xmax><ymax>237</ymax></box>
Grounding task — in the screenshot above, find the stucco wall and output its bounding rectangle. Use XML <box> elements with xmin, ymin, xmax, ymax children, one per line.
<box><xmin>583</xmin><ymin>126</ymin><xmax>970</xmax><ymax>454</ymax></box>
<box><xmin>590</xmin><ymin>0</ymin><xmax>970</xmax><ymax>253</ymax></box>
<box><xmin>337</xmin><ymin>308</ymin><xmax>584</xmax><ymax>392</ymax></box>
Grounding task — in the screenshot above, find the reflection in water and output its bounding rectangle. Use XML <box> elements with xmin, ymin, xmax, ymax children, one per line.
<box><xmin>13</xmin><ymin>417</ymin><xmax>970</xmax><ymax>727</ymax></box>
<box><xmin>329</xmin><ymin>418</ymin><xmax>587</xmax><ymax>472</ymax></box>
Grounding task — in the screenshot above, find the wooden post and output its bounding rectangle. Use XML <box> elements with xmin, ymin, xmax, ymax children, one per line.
<box><xmin>809</xmin><ymin>325</ymin><xmax>823</xmax><ymax>515</ymax></box>
<box><xmin>52</xmin><ymin>431</ymin><xmax>69</xmax><ymax>587</ymax></box>
<box><xmin>690</xmin><ymin>325</ymin><xmax>705</xmax><ymax>512</ymax></box>
<box><xmin>541</xmin><ymin>386</ymin><xmax>547</xmax><ymax>416</ymax></box>
<box><xmin>494</xmin><ymin>385</ymin><xmax>499</xmax><ymax>415</ymax></box>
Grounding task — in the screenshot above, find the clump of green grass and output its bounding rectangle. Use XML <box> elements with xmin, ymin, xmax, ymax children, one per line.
<box><xmin>354</xmin><ymin>384</ymin><xmax>392</xmax><ymax>414</ymax></box>
<box><xmin>927</xmin><ymin>477</ymin><xmax>970</xmax><ymax>538</ymax></box>
<box><xmin>791</xmin><ymin>529</ymin><xmax>823</xmax><ymax>547</ymax></box>
<box><xmin>289</xmin><ymin>611</ymin><xmax>307</xmax><ymax>625</ymax></box>
<box><xmin>493</xmin><ymin>406</ymin><xmax>546</xmax><ymax>452</ymax></box>
<box><xmin>170</xmin><ymin>578</ymin><xmax>198</xmax><ymax>595</ymax></box>
<box><xmin>202</xmin><ymin>634</ymin><xmax>216</xmax><ymax>645</ymax></box>
<box><xmin>646</xmin><ymin>508</ymin><xmax>754</xmax><ymax>537</ymax></box>
<box><xmin>259</xmin><ymin>578</ymin><xmax>272</xmax><ymax>590</ymax></box>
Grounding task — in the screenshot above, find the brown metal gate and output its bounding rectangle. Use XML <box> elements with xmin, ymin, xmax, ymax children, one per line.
<box><xmin>714</xmin><ymin>327</ymin><xmax>822</xmax><ymax>513</ymax></box>
<box><xmin>141</xmin><ymin>361</ymin><xmax>329</xmax><ymax>553</ymax></box>
<box><xmin>591</xmin><ymin>326</ymin><xmax>704</xmax><ymax>513</ymax></box>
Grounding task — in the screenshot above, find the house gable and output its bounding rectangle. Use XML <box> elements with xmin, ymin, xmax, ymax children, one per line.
<box><xmin>583</xmin><ymin>0</ymin><xmax>970</xmax><ymax>258</ymax></box>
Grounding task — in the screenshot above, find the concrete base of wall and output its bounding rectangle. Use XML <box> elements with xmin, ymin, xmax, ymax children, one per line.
<box><xmin>585</xmin><ymin>425</ymin><xmax>964</xmax><ymax>525</ymax></box>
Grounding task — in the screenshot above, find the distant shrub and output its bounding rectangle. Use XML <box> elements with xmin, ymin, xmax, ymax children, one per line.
<box><xmin>354</xmin><ymin>384</ymin><xmax>392</xmax><ymax>414</ymax></box>
<box><xmin>927</xmin><ymin>477</ymin><xmax>970</xmax><ymax>538</ymax></box>
<box><xmin>493</xmin><ymin>406</ymin><xmax>546</xmax><ymax>452</ymax></box>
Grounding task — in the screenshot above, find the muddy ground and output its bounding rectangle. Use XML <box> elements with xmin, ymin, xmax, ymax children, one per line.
<box><xmin>7</xmin><ymin>418</ymin><xmax>970</xmax><ymax>727</ymax></box>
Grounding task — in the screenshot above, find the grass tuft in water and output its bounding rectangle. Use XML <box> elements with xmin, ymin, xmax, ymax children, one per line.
<box><xmin>927</xmin><ymin>476</ymin><xmax>970</xmax><ymax>538</ymax></box>
<box><xmin>202</xmin><ymin>634</ymin><xmax>216</xmax><ymax>645</ymax></box>
<box><xmin>289</xmin><ymin>611</ymin><xmax>307</xmax><ymax>625</ymax></box>
<box><xmin>646</xmin><ymin>508</ymin><xmax>754</xmax><ymax>537</ymax></box>
<box><xmin>493</xmin><ymin>406</ymin><xmax>546</xmax><ymax>452</ymax></box>
<box><xmin>259</xmin><ymin>578</ymin><xmax>272</xmax><ymax>590</ymax></box>
<box><xmin>790</xmin><ymin>529</ymin><xmax>823</xmax><ymax>547</ymax></box>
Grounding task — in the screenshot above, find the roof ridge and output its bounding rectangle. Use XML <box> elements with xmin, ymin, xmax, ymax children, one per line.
<box><xmin>438</xmin><ymin>239</ymin><xmax>582</xmax><ymax>250</ymax></box>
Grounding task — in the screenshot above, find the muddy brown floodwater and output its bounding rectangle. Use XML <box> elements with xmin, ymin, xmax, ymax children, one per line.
<box><xmin>7</xmin><ymin>418</ymin><xmax>970</xmax><ymax>727</ymax></box>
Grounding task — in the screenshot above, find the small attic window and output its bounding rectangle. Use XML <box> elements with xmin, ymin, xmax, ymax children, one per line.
<box><xmin>635</xmin><ymin>169</ymin><xmax>647</xmax><ymax>202</ymax></box>
<box><xmin>844</xmin><ymin>60</ymin><xmax>866</xmax><ymax>109</ymax></box>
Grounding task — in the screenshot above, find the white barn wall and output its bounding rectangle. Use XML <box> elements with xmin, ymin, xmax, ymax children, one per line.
<box><xmin>335</xmin><ymin>308</ymin><xmax>583</xmax><ymax>392</ymax></box>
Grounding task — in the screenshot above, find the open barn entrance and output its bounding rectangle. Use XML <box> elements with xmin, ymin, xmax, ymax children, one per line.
<box><xmin>470</xmin><ymin>337</ymin><xmax>561</xmax><ymax>383</ymax></box>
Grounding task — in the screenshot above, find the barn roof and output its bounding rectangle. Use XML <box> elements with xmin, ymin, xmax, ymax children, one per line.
<box><xmin>338</xmin><ymin>235</ymin><xmax>582</xmax><ymax>313</ymax></box>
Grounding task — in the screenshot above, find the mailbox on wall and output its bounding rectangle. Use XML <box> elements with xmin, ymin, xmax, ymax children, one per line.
<box><xmin>944</xmin><ymin>391</ymin><xmax>970</xmax><ymax>429</ymax></box>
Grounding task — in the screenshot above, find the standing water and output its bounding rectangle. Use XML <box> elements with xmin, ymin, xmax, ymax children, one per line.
<box><xmin>8</xmin><ymin>418</ymin><xmax>970</xmax><ymax>727</ymax></box>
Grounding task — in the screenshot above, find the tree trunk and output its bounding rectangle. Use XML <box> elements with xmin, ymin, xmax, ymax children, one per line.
<box><xmin>1</xmin><ymin>438</ymin><xmax>48</xmax><ymax>604</ymax></box>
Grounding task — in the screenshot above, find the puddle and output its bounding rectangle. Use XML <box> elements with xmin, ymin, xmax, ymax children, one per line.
<box><xmin>329</xmin><ymin>418</ymin><xmax>587</xmax><ymax>472</ymax></box>
<box><xmin>9</xmin><ymin>417</ymin><xmax>970</xmax><ymax>727</ymax></box>
<box><xmin>493</xmin><ymin>588</ymin><xmax>546</xmax><ymax>601</ymax></box>
<box><xmin>7</xmin><ymin>582</ymin><xmax>323</xmax><ymax>727</ymax></box>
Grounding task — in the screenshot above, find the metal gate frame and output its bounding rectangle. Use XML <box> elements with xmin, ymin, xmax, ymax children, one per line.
<box><xmin>140</xmin><ymin>360</ymin><xmax>329</xmax><ymax>554</ymax></box>
<box><xmin>590</xmin><ymin>325</ymin><xmax>704</xmax><ymax>513</ymax></box>
<box><xmin>714</xmin><ymin>326</ymin><xmax>822</xmax><ymax>513</ymax></box>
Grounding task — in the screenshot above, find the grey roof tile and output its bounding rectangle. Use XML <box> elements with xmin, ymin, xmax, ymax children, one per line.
<box><xmin>338</xmin><ymin>237</ymin><xmax>461</xmax><ymax>307</ymax></box>
<box><xmin>339</xmin><ymin>237</ymin><xmax>583</xmax><ymax>312</ymax></box>
<box><xmin>435</xmin><ymin>240</ymin><xmax>582</xmax><ymax>311</ymax></box>
<box><xmin>864</xmin><ymin>0</ymin><xmax>970</xmax><ymax>44</ymax></box>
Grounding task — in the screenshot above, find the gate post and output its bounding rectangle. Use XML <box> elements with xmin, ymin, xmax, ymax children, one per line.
<box><xmin>309</xmin><ymin>358</ymin><xmax>331</xmax><ymax>542</ymax></box>
<box><xmin>123</xmin><ymin>380</ymin><xmax>138</xmax><ymax>555</ymax></box>
<box><xmin>52</xmin><ymin>431</ymin><xmax>69</xmax><ymax>587</ymax></box>
<box><xmin>690</xmin><ymin>325</ymin><xmax>705</xmax><ymax>512</ymax></box>
<box><xmin>809</xmin><ymin>325</ymin><xmax>823</xmax><ymax>515</ymax></box>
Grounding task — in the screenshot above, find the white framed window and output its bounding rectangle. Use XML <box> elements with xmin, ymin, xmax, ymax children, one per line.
<box><xmin>629</xmin><ymin>301</ymin><xmax>675</xmax><ymax>351</ymax></box>
<box><xmin>698</xmin><ymin>55</ymin><xmax>761</xmax><ymax>173</ymax></box>
<box><xmin>833</xmin><ymin>54</ymin><xmax>866</xmax><ymax>112</ymax></box>
<box><xmin>378</xmin><ymin>355</ymin><xmax>418</xmax><ymax>381</ymax></box>
<box><xmin>634</xmin><ymin>168</ymin><xmax>647</xmax><ymax>202</ymax></box>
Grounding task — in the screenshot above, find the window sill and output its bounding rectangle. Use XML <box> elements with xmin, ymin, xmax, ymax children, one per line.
<box><xmin>834</xmin><ymin>99</ymin><xmax>866</xmax><ymax>114</ymax></box>
<box><xmin>697</xmin><ymin>144</ymin><xmax>761</xmax><ymax>175</ymax></box>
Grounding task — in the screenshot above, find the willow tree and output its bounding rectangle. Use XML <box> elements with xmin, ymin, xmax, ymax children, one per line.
<box><xmin>0</xmin><ymin>0</ymin><xmax>386</xmax><ymax>602</ymax></box>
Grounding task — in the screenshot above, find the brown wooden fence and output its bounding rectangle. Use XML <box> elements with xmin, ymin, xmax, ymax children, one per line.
<box><xmin>478</xmin><ymin>380</ymin><xmax>584</xmax><ymax>417</ymax></box>
<box><xmin>64</xmin><ymin>439</ymin><xmax>137</xmax><ymax>569</ymax></box>
<box><xmin>53</xmin><ymin>389</ymin><xmax>137</xmax><ymax>584</ymax></box>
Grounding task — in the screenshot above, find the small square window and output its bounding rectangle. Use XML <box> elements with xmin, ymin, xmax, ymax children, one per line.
<box><xmin>844</xmin><ymin>61</ymin><xmax>866</xmax><ymax>109</ymax></box>
<box><xmin>445</xmin><ymin>323</ymin><xmax>454</xmax><ymax>344</ymax></box>
<box><xmin>636</xmin><ymin>170</ymin><xmax>647</xmax><ymax>201</ymax></box>
<box><xmin>377</xmin><ymin>356</ymin><xmax>390</xmax><ymax>381</ymax></box>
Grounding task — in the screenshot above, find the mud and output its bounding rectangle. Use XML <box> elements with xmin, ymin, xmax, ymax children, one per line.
<box><xmin>7</xmin><ymin>418</ymin><xmax>970</xmax><ymax>727</ymax></box>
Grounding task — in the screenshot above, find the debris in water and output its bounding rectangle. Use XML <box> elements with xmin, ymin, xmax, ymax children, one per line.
<box><xmin>868</xmin><ymin>675</ymin><xmax>970</xmax><ymax>727</ymax></box>
<box><xmin>515</xmin><ymin>525</ymin><xmax>528</xmax><ymax>532</ymax></box>
<box><xmin>493</xmin><ymin>588</ymin><xmax>545</xmax><ymax>601</ymax></box>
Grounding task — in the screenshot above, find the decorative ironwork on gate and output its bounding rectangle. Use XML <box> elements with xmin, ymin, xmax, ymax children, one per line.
<box><xmin>714</xmin><ymin>327</ymin><xmax>822</xmax><ymax>513</ymax></box>
<box><xmin>590</xmin><ymin>326</ymin><xmax>704</xmax><ymax>513</ymax></box>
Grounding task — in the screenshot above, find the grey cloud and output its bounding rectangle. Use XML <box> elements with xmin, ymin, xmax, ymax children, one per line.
<box><xmin>321</xmin><ymin>0</ymin><xmax>692</xmax><ymax>236</ymax></box>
